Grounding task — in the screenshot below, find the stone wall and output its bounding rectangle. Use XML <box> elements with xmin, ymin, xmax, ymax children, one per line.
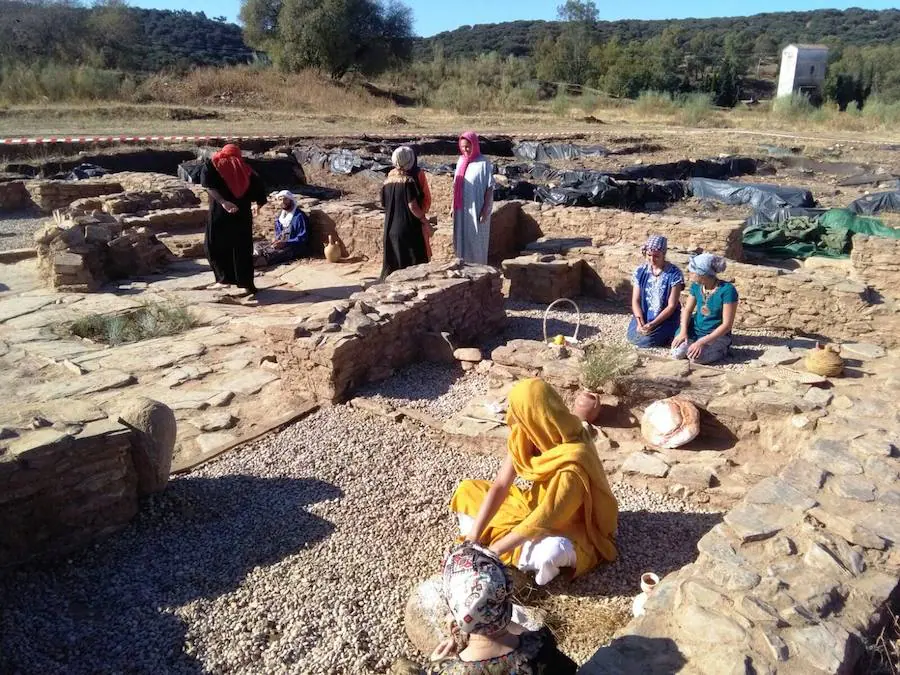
<box><xmin>502</xmin><ymin>254</ymin><xmax>585</xmax><ymax>303</ymax></box>
<box><xmin>1</xmin><ymin>422</ymin><xmax>138</xmax><ymax>566</ymax></box>
<box><xmin>266</xmin><ymin>260</ymin><xmax>505</xmax><ymax>402</ymax></box>
<box><xmin>35</xmin><ymin>213</ymin><xmax>171</xmax><ymax>291</ymax></box>
<box><xmin>519</xmin><ymin>202</ymin><xmax>745</xmax><ymax>260</ymax></box>
<box><xmin>581</xmin><ymin>429</ymin><xmax>900</xmax><ymax>675</ymax></box>
<box><xmin>539</xmin><ymin>243</ymin><xmax>899</xmax><ymax>347</ymax></box>
<box><xmin>252</xmin><ymin>199</ymin><xmax>522</xmax><ymax>264</ymax></box>
<box><xmin>0</xmin><ymin>180</ymin><xmax>31</xmax><ymax>212</ymax></box>
<box><xmin>26</xmin><ymin>180</ymin><xmax>124</xmax><ymax>213</ymax></box>
<box><xmin>1</xmin><ymin>399</ymin><xmax>174</xmax><ymax>567</ymax></box>
<box><xmin>851</xmin><ymin>233</ymin><xmax>900</xmax><ymax>302</ymax></box>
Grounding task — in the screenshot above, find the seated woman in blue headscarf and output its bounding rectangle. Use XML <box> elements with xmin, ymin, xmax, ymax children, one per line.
<box><xmin>671</xmin><ymin>253</ymin><xmax>739</xmax><ymax>365</ymax></box>
<box><xmin>626</xmin><ymin>235</ymin><xmax>685</xmax><ymax>348</ymax></box>
<box><xmin>253</xmin><ymin>190</ymin><xmax>309</xmax><ymax>268</ymax></box>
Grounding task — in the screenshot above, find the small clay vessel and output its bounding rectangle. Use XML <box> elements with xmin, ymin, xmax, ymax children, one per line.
<box><xmin>632</xmin><ymin>572</ymin><xmax>660</xmax><ymax>618</ymax></box>
<box><xmin>573</xmin><ymin>390</ymin><xmax>602</xmax><ymax>424</ymax></box>
<box><xmin>324</xmin><ymin>236</ymin><xmax>341</xmax><ymax>263</ymax></box>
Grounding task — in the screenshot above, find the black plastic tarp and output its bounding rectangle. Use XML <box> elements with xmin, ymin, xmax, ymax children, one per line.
<box><xmin>51</xmin><ymin>163</ymin><xmax>109</xmax><ymax>181</ymax></box>
<box><xmin>513</xmin><ymin>142</ymin><xmax>609</xmax><ymax>161</ymax></box>
<box><xmin>847</xmin><ymin>190</ymin><xmax>900</xmax><ymax>216</ymax></box>
<box><xmin>533</xmin><ymin>177</ymin><xmax>688</xmax><ymax>209</ymax></box>
<box><xmin>178</xmin><ymin>155</ymin><xmax>306</xmax><ymax>191</ymax></box>
<box><xmin>690</xmin><ymin>178</ymin><xmax>815</xmax><ymax>219</ymax></box>
<box><xmin>614</xmin><ymin>157</ymin><xmax>758</xmax><ymax>181</ymax></box>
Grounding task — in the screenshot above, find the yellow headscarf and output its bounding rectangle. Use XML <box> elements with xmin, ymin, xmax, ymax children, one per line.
<box><xmin>506</xmin><ymin>378</ymin><xmax>618</xmax><ymax>563</ymax></box>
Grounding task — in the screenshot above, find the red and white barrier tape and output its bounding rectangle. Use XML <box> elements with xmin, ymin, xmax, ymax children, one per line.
<box><xmin>0</xmin><ymin>134</ymin><xmax>282</xmax><ymax>146</ymax></box>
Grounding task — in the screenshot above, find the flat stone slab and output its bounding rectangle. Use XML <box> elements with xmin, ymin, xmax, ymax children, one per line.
<box><xmin>196</xmin><ymin>431</ymin><xmax>238</xmax><ymax>454</ymax></box>
<box><xmin>19</xmin><ymin>369</ymin><xmax>135</xmax><ymax>403</ymax></box>
<box><xmin>72</xmin><ymin>339</ymin><xmax>207</xmax><ymax>372</ymax></box>
<box><xmin>724</xmin><ymin>503</ymin><xmax>804</xmax><ymax>543</ymax></box>
<box><xmin>621</xmin><ymin>452</ymin><xmax>670</xmax><ymax>478</ymax></box>
<box><xmin>10</xmin><ymin>399</ymin><xmax>107</xmax><ymax>426</ymax></box>
<box><xmin>280</xmin><ymin>266</ymin><xmax>363</xmax><ymax>299</ymax></box>
<box><xmin>745</xmin><ymin>477</ymin><xmax>818</xmax><ymax>511</ymax></box>
<box><xmin>209</xmin><ymin>369</ymin><xmax>280</xmax><ymax>396</ymax></box>
<box><xmin>807</xmin><ymin>438</ymin><xmax>863</xmax><ymax>475</ymax></box>
<box><xmin>758</xmin><ymin>346</ymin><xmax>800</xmax><ymax>366</ymax></box>
<box><xmin>0</xmin><ymin>295</ymin><xmax>58</xmax><ymax>323</ymax></box>
<box><xmin>841</xmin><ymin>342</ymin><xmax>886</xmax><ymax>360</ymax></box>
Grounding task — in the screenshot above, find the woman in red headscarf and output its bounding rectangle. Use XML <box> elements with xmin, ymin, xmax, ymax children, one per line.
<box><xmin>451</xmin><ymin>131</ymin><xmax>494</xmax><ymax>265</ymax></box>
<box><xmin>200</xmin><ymin>144</ymin><xmax>268</xmax><ymax>294</ymax></box>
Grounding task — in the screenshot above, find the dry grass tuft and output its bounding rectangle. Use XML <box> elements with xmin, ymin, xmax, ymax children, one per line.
<box><xmin>860</xmin><ymin>606</ymin><xmax>900</xmax><ymax>675</ymax></box>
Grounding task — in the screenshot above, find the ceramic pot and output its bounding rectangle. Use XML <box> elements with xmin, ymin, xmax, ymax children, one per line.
<box><xmin>573</xmin><ymin>390</ymin><xmax>602</xmax><ymax>424</ymax></box>
<box><xmin>640</xmin><ymin>572</ymin><xmax>660</xmax><ymax>594</ymax></box>
<box><xmin>324</xmin><ymin>235</ymin><xmax>341</xmax><ymax>263</ymax></box>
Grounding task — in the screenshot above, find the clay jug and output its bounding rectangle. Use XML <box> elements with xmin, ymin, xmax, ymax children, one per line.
<box><xmin>573</xmin><ymin>391</ymin><xmax>602</xmax><ymax>424</ymax></box>
<box><xmin>324</xmin><ymin>235</ymin><xmax>341</xmax><ymax>263</ymax></box>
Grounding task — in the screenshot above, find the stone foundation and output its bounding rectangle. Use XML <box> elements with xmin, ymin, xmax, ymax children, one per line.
<box><xmin>502</xmin><ymin>254</ymin><xmax>585</xmax><ymax>303</ymax></box>
<box><xmin>266</xmin><ymin>260</ymin><xmax>505</xmax><ymax>402</ymax></box>
<box><xmin>26</xmin><ymin>179</ymin><xmax>124</xmax><ymax>213</ymax></box>
<box><xmin>0</xmin><ymin>180</ymin><xmax>31</xmax><ymax>212</ymax></box>
<box><xmin>519</xmin><ymin>202</ymin><xmax>745</xmax><ymax>260</ymax></box>
<box><xmin>851</xmin><ymin>233</ymin><xmax>900</xmax><ymax>302</ymax></box>
<box><xmin>35</xmin><ymin>213</ymin><xmax>171</xmax><ymax>291</ymax></box>
<box><xmin>582</xmin><ymin>430</ymin><xmax>900</xmax><ymax>675</ymax></box>
<box><xmin>0</xmin><ymin>405</ymin><xmax>173</xmax><ymax>567</ymax></box>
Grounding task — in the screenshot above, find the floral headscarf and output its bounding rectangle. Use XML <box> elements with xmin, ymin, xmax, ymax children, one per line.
<box><xmin>442</xmin><ymin>543</ymin><xmax>512</xmax><ymax>636</ymax></box>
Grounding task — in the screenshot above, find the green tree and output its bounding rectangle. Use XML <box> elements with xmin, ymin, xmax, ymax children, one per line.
<box><xmin>535</xmin><ymin>1</ymin><xmax>598</xmax><ymax>85</ymax></box>
<box><xmin>239</xmin><ymin>0</ymin><xmax>413</xmax><ymax>78</ymax></box>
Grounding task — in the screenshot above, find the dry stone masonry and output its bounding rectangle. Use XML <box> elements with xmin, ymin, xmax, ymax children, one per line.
<box><xmin>266</xmin><ymin>259</ymin><xmax>505</xmax><ymax>402</ymax></box>
<box><xmin>0</xmin><ymin>180</ymin><xmax>31</xmax><ymax>212</ymax></box>
<box><xmin>26</xmin><ymin>179</ymin><xmax>125</xmax><ymax>213</ymax></box>
<box><xmin>0</xmin><ymin>399</ymin><xmax>175</xmax><ymax>567</ymax></box>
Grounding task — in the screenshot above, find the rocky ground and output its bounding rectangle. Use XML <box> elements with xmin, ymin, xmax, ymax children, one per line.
<box><xmin>0</xmin><ymin>404</ymin><xmax>721</xmax><ymax>675</ymax></box>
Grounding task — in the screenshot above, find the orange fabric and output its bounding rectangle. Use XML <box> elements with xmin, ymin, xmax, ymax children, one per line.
<box><xmin>450</xmin><ymin>378</ymin><xmax>619</xmax><ymax>577</ymax></box>
<box><xmin>211</xmin><ymin>144</ymin><xmax>251</xmax><ymax>199</ymax></box>
<box><xmin>417</xmin><ymin>169</ymin><xmax>432</xmax><ymax>214</ymax></box>
<box><xmin>417</xmin><ymin>168</ymin><xmax>433</xmax><ymax>259</ymax></box>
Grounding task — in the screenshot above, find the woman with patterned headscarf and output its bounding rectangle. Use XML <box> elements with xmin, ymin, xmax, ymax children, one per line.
<box><xmin>200</xmin><ymin>144</ymin><xmax>268</xmax><ymax>295</ymax></box>
<box><xmin>423</xmin><ymin>542</ymin><xmax>577</xmax><ymax>673</ymax></box>
<box><xmin>451</xmin><ymin>131</ymin><xmax>494</xmax><ymax>264</ymax></box>
<box><xmin>671</xmin><ymin>252</ymin><xmax>739</xmax><ymax>364</ymax></box>
<box><xmin>380</xmin><ymin>146</ymin><xmax>430</xmax><ymax>279</ymax></box>
<box><xmin>626</xmin><ymin>234</ymin><xmax>685</xmax><ymax>348</ymax></box>
<box><xmin>449</xmin><ymin>379</ymin><xmax>618</xmax><ymax>587</ymax></box>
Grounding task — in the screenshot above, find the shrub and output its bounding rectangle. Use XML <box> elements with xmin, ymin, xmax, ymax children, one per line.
<box><xmin>581</xmin><ymin>343</ymin><xmax>637</xmax><ymax>392</ymax></box>
<box><xmin>772</xmin><ymin>92</ymin><xmax>816</xmax><ymax>118</ymax></box>
<box><xmin>67</xmin><ymin>302</ymin><xmax>195</xmax><ymax>346</ymax></box>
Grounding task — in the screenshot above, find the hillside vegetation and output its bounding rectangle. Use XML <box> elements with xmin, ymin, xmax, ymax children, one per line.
<box><xmin>417</xmin><ymin>8</ymin><xmax>900</xmax><ymax>60</ymax></box>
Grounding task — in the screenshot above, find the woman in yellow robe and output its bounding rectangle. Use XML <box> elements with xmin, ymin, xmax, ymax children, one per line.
<box><xmin>450</xmin><ymin>378</ymin><xmax>618</xmax><ymax>582</ymax></box>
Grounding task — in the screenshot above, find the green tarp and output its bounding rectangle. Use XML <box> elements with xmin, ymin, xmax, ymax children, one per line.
<box><xmin>743</xmin><ymin>208</ymin><xmax>900</xmax><ymax>259</ymax></box>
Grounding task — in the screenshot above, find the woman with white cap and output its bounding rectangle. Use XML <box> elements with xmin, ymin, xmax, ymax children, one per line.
<box><xmin>381</xmin><ymin>145</ymin><xmax>431</xmax><ymax>279</ymax></box>
<box><xmin>253</xmin><ymin>190</ymin><xmax>309</xmax><ymax>267</ymax></box>
<box><xmin>671</xmin><ymin>252</ymin><xmax>739</xmax><ymax>364</ymax></box>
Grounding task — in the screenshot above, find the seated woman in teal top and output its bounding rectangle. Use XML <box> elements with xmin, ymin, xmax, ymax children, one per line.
<box><xmin>672</xmin><ymin>253</ymin><xmax>738</xmax><ymax>365</ymax></box>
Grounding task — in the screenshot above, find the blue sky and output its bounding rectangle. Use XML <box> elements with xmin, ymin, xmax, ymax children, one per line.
<box><xmin>129</xmin><ymin>1</ymin><xmax>897</xmax><ymax>37</ymax></box>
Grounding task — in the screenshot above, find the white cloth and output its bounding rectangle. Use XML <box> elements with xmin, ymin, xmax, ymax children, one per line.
<box><xmin>517</xmin><ymin>536</ymin><xmax>576</xmax><ymax>586</ymax></box>
<box><xmin>452</xmin><ymin>158</ymin><xmax>494</xmax><ymax>264</ymax></box>
<box><xmin>456</xmin><ymin>512</ymin><xmax>475</xmax><ymax>537</ymax></box>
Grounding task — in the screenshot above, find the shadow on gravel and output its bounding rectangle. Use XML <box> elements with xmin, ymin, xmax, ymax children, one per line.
<box><xmin>559</xmin><ymin>509</ymin><xmax>723</xmax><ymax>599</ymax></box>
<box><xmin>0</xmin><ymin>475</ymin><xmax>341</xmax><ymax>675</ymax></box>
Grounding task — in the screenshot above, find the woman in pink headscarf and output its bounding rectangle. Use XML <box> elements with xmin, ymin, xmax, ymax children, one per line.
<box><xmin>451</xmin><ymin>131</ymin><xmax>494</xmax><ymax>264</ymax></box>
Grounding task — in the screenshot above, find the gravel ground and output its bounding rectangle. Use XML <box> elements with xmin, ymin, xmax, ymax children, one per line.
<box><xmin>0</xmin><ymin>406</ymin><xmax>720</xmax><ymax>675</ymax></box>
<box><xmin>356</xmin><ymin>296</ymin><xmax>792</xmax><ymax>418</ymax></box>
<box><xmin>0</xmin><ymin>208</ymin><xmax>44</xmax><ymax>251</ymax></box>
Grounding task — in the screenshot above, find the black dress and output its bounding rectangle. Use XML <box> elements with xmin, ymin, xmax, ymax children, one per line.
<box><xmin>381</xmin><ymin>170</ymin><xmax>428</xmax><ymax>279</ymax></box>
<box><xmin>200</xmin><ymin>160</ymin><xmax>267</xmax><ymax>290</ymax></box>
